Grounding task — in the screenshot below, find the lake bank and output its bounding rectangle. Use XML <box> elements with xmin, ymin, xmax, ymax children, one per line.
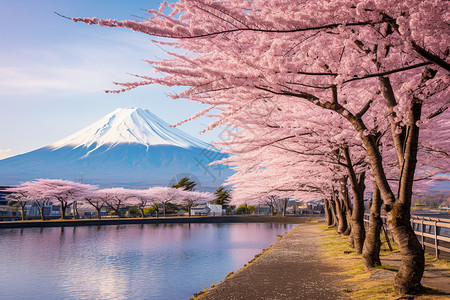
<box><xmin>0</xmin><ymin>215</ymin><xmax>319</xmax><ymax>229</ymax></box>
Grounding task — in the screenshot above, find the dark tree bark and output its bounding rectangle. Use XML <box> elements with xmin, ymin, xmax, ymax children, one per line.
<box><xmin>282</xmin><ymin>198</ymin><xmax>288</xmax><ymax>216</ymax></box>
<box><xmin>37</xmin><ymin>203</ymin><xmax>45</xmax><ymax>220</ymax></box>
<box><xmin>334</xmin><ymin>189</ymin><xmax>348</xmax><ymax>234</ymax></box>
<box><xmin>73</xmin><ymin>201</ymin><xmax>79</xmax><ymax>219</ymax></box>
<box><xmin>389</xmin><ymin>101</ymin><xmax>425</xmax><ymax>294</ymax></box>
<box><xmin>343</xmin><ymin>146</ymin><xmax>366</xmax><ymax>254</ymax></box>
<box><xmin>19</xmin><ymin>202</ymin><xmax>26</xmax><ymax>221</ymax></box>
<box><xmin>362</xmin><ymin>182</ymin><xmax>382</xmax><ymax>268</ymax></box>
<box><xmin>153</xmin><ymin>204</ymin><xmax>160</xmax><ymax>218</ymax></box>
<box><xmin>329</xmin><ymin>196</ymin><xmax>338</xmax><ymax>227</ymax></box>
<box><xmin>140</xmin><ymin>208</ymin><xmax>145</xmax><ymax>218</ymax></box>
<box><xmin>96</xmin><ymin>207</ymin><xmax>102</xmax><ymax>219</ymax></box>
<box><xmin>351</xmin><ymin>173</ymin><xmax>366</xmax><ymax>254</ymax></box>
<box><xmin>334</xmin><ymin>86</ymin><xmax>425</xmax><ymax>294</ymax></box>
<box><xmin>339</xmin><ymin>179</ymin><xmax>352</xmax><ymax>237</ymax></box>
<box><xmin>60</xmin><ymin>203</ymin><xmax>67</xmax><ymax>219</ymax></box>
<box><xmin>378</xmin><ymin>77</ymin><xmax>425</xmax><ymax>294</ymax></box>
<box><xmin>323</xmin><ymin>197</ymin><xmax>333</xmax><ymax>226</ymax></box>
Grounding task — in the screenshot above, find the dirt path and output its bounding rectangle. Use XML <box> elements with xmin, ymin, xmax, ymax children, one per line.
<box><xmin>382</xmin><ymin>254</ymin><xmax>450</xmax><ymax>295</ymax></box>
<box><xmin>198</xmin><ymin>224</ymin><xmax>345</xmax><ymax>300</ymax></box>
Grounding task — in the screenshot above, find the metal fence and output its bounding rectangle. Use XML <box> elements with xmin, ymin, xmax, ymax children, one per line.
<box><xmin>364</xmin><ymin>213</ymin><xmax>450</xmax><ymax>260</ymax></box>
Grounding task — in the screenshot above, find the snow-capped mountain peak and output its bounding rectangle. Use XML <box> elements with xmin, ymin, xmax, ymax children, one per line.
<box><xmin>51</xmin><ymin>108</ymin><xmax>211</xmax><ymax>151</ymax></box>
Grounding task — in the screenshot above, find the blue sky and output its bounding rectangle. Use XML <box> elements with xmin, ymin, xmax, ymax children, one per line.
<box><xmin>0</xmin><ymin>0</ymin><xmax>219</xmax><ymax>159</ymax></box>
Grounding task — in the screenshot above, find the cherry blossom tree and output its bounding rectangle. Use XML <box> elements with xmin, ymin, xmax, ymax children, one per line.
<box><xmin>8</xmin><ymin>180</ymin><xmax>56</xmax><ymax>220</ymax></box>
<box><xmin>100</xmin><ymin>187</ymin><xmax>133</xmax><ymax>218</ymax></box>
<box><xmin>72</xmin><ymin>0</ymin><xmax>449</xmax><ymax>293</ymax></box>
<box><xmin>5</xmin><ymin>184</ymin><xmax>32</xmax><ymax>221</ymax></box>
<box><xmin>31</xmin><ymin>179</ymin><xmax>97</xmax><ymax>219</ymax></box>
<box><xmin>175</xmin><ymin>190</ymin><xmax>215</xmax><ymax>217</ymax></box>
<box><xmin>81</xmin><ymin>189</ymin><xmax>109</xmax><ymax>219</ymax></box>
<box><xmin>150</xmin><ymin>186</ymin><xmax>183</xmax><ymax>217</ymax></box>
<box><xmin>126</xmin><ymin>188</ymin><xmax>159</xmax><ymax>218</ymax></box>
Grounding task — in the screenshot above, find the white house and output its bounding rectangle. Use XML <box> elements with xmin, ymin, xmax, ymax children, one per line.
<box><xmin>190</xmin><ymin>203</ymin><xmax>223</xmax><ymax>216</ymax></box>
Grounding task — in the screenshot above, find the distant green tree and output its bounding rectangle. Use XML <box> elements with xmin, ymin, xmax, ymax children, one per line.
<box><xmin>128</xmin><ymin>206</ymin><xmax>140</xmax><ymax>216</ymax></box>
<box><xmin>143</xmin><ymin>206</ymin><xmax>156</xmax><ymax>215</ymax></box>
<box><xmin>164</xmin><ymin>203</ymin><xmax>179</xmax><ymax>214</ymax></box>
<box><xmin>172</xmin><ymin>177</ymin><xmax>196</xmax><ymax>191</ymax></box>
<box><xmin>237</xmin><ymin>204</ymin><xmax>255</xmax><ymax>214</ymax></box>
<box><xmin>213</xmin><ymin>186</ymin><xmax>231</xmax><ymax>206</ymax></box>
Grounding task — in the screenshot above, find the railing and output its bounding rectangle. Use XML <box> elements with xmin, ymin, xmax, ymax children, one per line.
<box><xmin>363</xmin><ymin>213</ymin><xmax>450</xmax><ymax>259</ymax></box>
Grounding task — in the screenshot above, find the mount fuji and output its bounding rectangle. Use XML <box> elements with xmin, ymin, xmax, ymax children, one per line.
<box><xmin>0</xmin><ymin>108</ymin><xmax>232</xmax><ymax>188</ymax></box>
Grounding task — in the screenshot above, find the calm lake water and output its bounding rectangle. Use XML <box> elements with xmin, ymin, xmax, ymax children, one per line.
<box><xmin>0</xmin><ymin>223</ymin><xmax>295</xmax><ymax>300</ymax></box>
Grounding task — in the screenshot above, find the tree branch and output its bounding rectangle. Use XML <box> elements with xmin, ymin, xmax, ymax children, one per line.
<box><xmin>411</xmin><ymin>40</ymin><xmax>450</xmax><ymax>72</ymax></box>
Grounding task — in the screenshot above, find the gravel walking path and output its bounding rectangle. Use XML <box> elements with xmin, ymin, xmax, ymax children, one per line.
<box><xmin>198</xmin><ymin>224</ymin><xmax>345</xmax><ymax>300</ymax></box>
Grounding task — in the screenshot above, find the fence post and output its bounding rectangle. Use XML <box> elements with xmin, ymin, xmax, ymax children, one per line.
<box><xmin>434</xmin><ymin>221</ymin><xmax>439</xmax><ymax>259</ymax></box>
<box><xmin>382</xmin><ymin>225</ymin><xmax>393</xmax><ymax>251</ymax></box>
<box><xmin>421</xmin><ymin>220</ymin><xmax>425</xmax><ymax>250</ymax></box>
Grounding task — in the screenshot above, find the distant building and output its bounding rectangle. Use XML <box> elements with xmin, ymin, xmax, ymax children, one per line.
<box><xmin>303</xmin><ymin>200</ymin><xmax>324</xmax><ymax>214</ymax></box>
<box><xmin>0</xmin><ymin>186</ymin><xmax>14</xmax><ymax>217</ymax></box>
<box><xmin>190</xmin><ymin>203</ymin><xmax>223</xmax><ymax>216</ymax></box>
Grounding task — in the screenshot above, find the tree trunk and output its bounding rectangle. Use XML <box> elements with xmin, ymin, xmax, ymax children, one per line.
<box><xmin>352</xmin><ymin>173</ymin><xmax>366</xmax><ymax>254</ymax></box>
<box><xmin>362</xmin><ymin>182</ymin><xmax>382</xmax><ymax>268</ymax></box>
<box><xmin>163</xmin><ymin>203</ymin><xmax>166</xmax><ymax>217</ymax></box>
<box><xmin>60</xmin><ymin>203</ymin><xmax>67</xmax><ymax>219</ymax></box>
<box><xmin>96</xmin><ymin>207</ymin><xmax>102</xmax><ymax>219</ymax></box>
<box><xmin>20</xmin><ymin>203</ymin><xmax>26</xmax><ymax>221</ymax></box>
<box><xmin>73</xmin><ymin>201</ymin><xmax>79</xmax><ymax>219</ymax></box>
<box><xmin>379</xmin><ymin>76</ymin><xmax>405</xmax><ymax>166</ymax></box>
<box><xmin>38</xmin><ymin>204</ymin><xmax>45</xmax><ymax>220</ymax></box>
<box><xmin>388</xmin><ymin>101</ymin><xmax>424</xmax><ymax>294</ymax></box>
<box><xmin>342</xmin><ymin>146</ymin><xmax>366</xmax><ymax>253</ymax></box>
<box><xmin>323</xmin><ymin>197</ymin><xmax>333</xmax><ymax>226</ymax></box>
<box><xmin>323</xmin><ymin>78</ymin><xmax>425</xmax><ymax>294</ymax></box>
<box><xmin>338</xmin><ymin>98</ymin><xmax>423</xmax><ymax>294</ymax></box>
<box><xmin>282</xmin><ymin>198</ymin><xmax>288</xmax><ymax>217</ymax></box>
<box><xmin>140</xmin><ymin>208</ymin><xmax>145</xmax><ymax>218</ymax></box>
<box><xmin>188</xmin><ymin>205</ymin><xmax>192</xmax><ymax>217</ymax></box>
<box><xmin>329</xmin><ymin>196</ymin><xmax>338</xmax><ymax>227</ymax></box>
<box><xmin>334</xmin><ymin>191</ymin><xmax>348</xmax><ymax>234</ymax></box>
<box><xmin>340</xmin><ymin>181</ymin><xmax>352</xmax><ymax>237</ymax></box>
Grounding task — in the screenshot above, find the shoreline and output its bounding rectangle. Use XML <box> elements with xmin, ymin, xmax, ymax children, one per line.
<box><xmin>192</xmin><ymin>224</ymin><xmax>291</xmax><ymax>299</ymax></box>
<box><xmin>0</xmin><ymin>215</ymin><xmax>320</xmax><ymax>229</ymax></box>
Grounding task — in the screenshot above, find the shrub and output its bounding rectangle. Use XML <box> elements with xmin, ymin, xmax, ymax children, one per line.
<box><xmin>128</xmin><ymin>207</ymin><xmax>140</xmax><ymax>216</ymax></box>
<box><xmin>237</xmin><ymin>205</ymin><xmax>255</xmax><ymax>214</ymax></box>
<box><xmin>143</xmin><ymin>207</ymin><xmax>156</xmax><ymax>214</ymax></box>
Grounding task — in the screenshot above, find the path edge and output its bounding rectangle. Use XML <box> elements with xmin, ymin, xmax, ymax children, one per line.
<box><xmin>191</xmin><ymin>224</ymin><xmax>302</xmax><ymax>300</ymax></box>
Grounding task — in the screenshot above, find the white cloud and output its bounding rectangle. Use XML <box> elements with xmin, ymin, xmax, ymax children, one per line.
<box><xmin>0</xmin><ymin>32</ymin><xmax>167</xmax><ymax>97</ymax></box>
<box><xmin>0</xmin><ymin>149</ymin><xmax>12</xmax><ymax>160</ymax></box>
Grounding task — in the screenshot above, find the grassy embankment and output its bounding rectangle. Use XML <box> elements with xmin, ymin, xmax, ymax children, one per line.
<box><xmin>320</xmin><ymin>225</ymin><xmax>450</xmax><ymax>299</ymax></box>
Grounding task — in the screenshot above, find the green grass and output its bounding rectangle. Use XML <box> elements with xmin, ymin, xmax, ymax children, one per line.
<box><xmin>375</xmin><ymin>263</ymin><xmax>399</xmax><ymax>272</ymax></box>
<box><xmin>319</xmin><ymin>225</ymin><xmax>449</xmax><ymax>300</ymax></box>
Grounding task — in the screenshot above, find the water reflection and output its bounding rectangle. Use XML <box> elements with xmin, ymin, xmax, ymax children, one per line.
<box><xmin>0</xmin><ymin>223</ymin><xmax>295</xmax><ymax>300</ymax></box>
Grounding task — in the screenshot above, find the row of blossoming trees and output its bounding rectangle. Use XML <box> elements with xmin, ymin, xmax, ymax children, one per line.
<box><xmin>72</xmin><ymin>0</ymin><xmax>449</xmax><ymax>294</ymax></box>
<box><xmin>6</xmin><ymin>179</ymin><xmax>214</xmax><ymax>220</ymax></box>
